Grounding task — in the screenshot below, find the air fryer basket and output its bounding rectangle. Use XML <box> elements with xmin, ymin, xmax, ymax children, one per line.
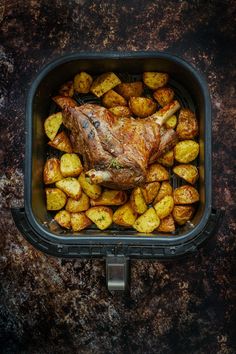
<box><xmin>12</xmin><ymin>52</ymin><xmax>222</xmax><ymax>291</ymax></box>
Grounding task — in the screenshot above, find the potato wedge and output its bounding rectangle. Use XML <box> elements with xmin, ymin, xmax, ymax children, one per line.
<box><xmin>43</xmin><ymin>158</ymin><xmax>63</xmax><ymax>185</ymax></box>
<box><xmin>173</xmin><ymin>185</ymin><xmax>200</xmax><ymax>204</ymax></box>
<box><xmin>102</xmin><ymin>90</ymin><xmax>127</xmax><ymax>108</ymax></box>
<box><xmin>54</xmin><ymin>210</ymin><xmax>71</xmax><ymax>229</ymax></box>
<box><xmin>52</xmin><ymin>96</ymin><xmax>77</xmax><ymax>109</ymax></box>
<box><xmin>115</xmin><ymin>82</ymin><xmax>143</xmax><ymax>99</ymax></box>
<box><xmin>48</xmin><ymin>131</ymin><xmax>73</xmax><ymax>153</ymax></box>
<box><xmin>157</xmin><ymin>214</ymin><xmax>175</xmax><ymax>232</ymax></box>
<box><xmin>173</xmin><ymin>205</ymin><xmax>195</xmax><ymax>225</ymax></box>
<box><xmin>56</xmin><ymin>177</ymin><xmax>82</xmax><ymax>200</ymax></box>
<box><xmin>65</xmin><ymin>192</ymin><xmax>90</xmax><ymax>213</ymax></box>
<box><xmin>154</xmin><ymin>195</ymin><xmax>174</xmax><ymax>219</ymax></box>
<box><xmin>129</xmin><ymin>97</ymin><xmax>157</xmax><ymax>118</ymax></box>
<box><xmin>60</xmin><ymin>153</ymin><xmax>83</xmax><ymax>177</ymax></box>
<box><xmin>133</xmin><ymin>207</ymin><xmax>160</xmax><ymax>233</ymax></box>
<box><xmin>90</xmin><ymin>72</ymin><xmax>121</xmax><ymax>97</ymax></box>
<box><xmin>44</xmin><ymin>112</ymin><xmax>63</xmax><ymax>141</ymax></box>
<box><xmin>157</xmin><ymin>150</ymin><xmax>174</xmax><ymax>167</ymax></box>
<box><xmin>173</xmin><ymin>164</ymin><xmax>199</xmax><ymax>185</ymax></box>
<box><xmin>130</xmin><ymin>187</ymin><xmax>148</xmax><ymax>214</ymax></box>
<box><xmin>90</xmin><ymin>189</ymin><xmax>127</xmax><ymax>206</ymax></box>
<box><xmin>153</xmin><ymin>87</ymin><xmax>174</xmax><ymax>107</ymax></box>
<box><xmin>174</xmin><ymin>140</ymin><xmax>199</xmax><ymax>163</ymax></box>
<box><xmin>71</xmin><ymin>212</ymin><xmax>92</xmax><ymax>231</ymax></box>
<box><xmin>45</xmin><ymin>188</ymin><xmax>67</xmax><ymax>210</ymax></box>
<box><xmin>146</xmin><ymin>163</ymin><xmax>169</xmax><ymax>182</ymax></box>
<box><xmin>143</xmin><ymin>72</ymin><xmax>169</xmax><ymax>90</ymax></box>
<box><xmin>74</xmin><ymin>72</ymin><xmax>93</xmax><ymax>94</ymax></box>
<box><xmin>141</xmin><ymin>182</ymin><xmax>161</xmax><ymax>204</ymax></box>
<box><xmin>78</xmin><ymin>172</ymin><xmax>102</xmax><ymax>199</ymax></box>
<box><xmin>165</xmin><ymin>115</ymin><xmax>177</xmax><ymax>129</ymax></box>
<box><xmin>59</xmin><ymin>81</ymin><xmax>74</xmax><ymax>97</ymax></box>
<box><xmin>113</xmin><ymin>202</ymin><xmax>137</xmax><ymax>227</ymax></box>
<box><xmin>154</xmin><ymin>181</ymin><xmax>173</xmax><ymax>204</ymax></box>
<box><xmin>176</xmin><ymin>108</ymin><xmax>198</xmax><ymax>139</ymax></box>
<box><xmin>109</xmin><ymin>106</ymin><xmax>132</xmax><ymax>117</ymax></box>
<box><xmin>86</xmin><ymin>206</ymin><xmax>113</xmax><ymax>230</ymax></box>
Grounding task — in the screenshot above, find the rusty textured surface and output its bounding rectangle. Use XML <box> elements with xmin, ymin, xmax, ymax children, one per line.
<box><xmin>0</xmin><ymin>1</ymin><xmax>235</xmax><ymax>353</ymax></box>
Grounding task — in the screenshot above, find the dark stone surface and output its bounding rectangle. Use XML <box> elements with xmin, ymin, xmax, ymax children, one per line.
<box><xmin>0</xmin><ymin>0</ymin><xmax>235</xmax><ymax>353</ymax></box>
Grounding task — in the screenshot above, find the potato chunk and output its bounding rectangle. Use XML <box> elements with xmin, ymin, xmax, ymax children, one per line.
<box><xmin>60</xmin><ymin>153</ymin><xmax>83</xmax><ymax>177</ymax></box>
<box><xmin>54</xmin><ymin>210</ymin><xmax>71</xmax><ymax>229</ymax></box>
<box><xmin>86</xmin><ymin>207</ymin><xmax>113</xmax><ymax>230</ymax></box>
<box><xmin>173</xmin><ymin>205</ymin><xmax>195</xmax><ymax>225</ymax></box>
<box><xmin>130</xmin><ymin>187</ymin><xmax>148</xmax><ymax>214</ymax></box>
<box><xmin>146</xmin><ymin>163</ymin><xmax>169</xmax><ymax>182</ymax></box>
<box><xmin>45</xmin><ymin>188</ymin><xmax>67</xmax><ymax>210</ymax></box>
<box><xmin>102</xmin><ymin>90</ymin><xmax>127</xmax><ymax>108</ymax></box>
<box><xmin>143</xmin><ymin>72</ymin><xmax>169</xmax><ymax>90</ymax></box>
<box><xmin>133</xmin><ymin>207</ymin><xmax>160</xmax><ymax>233</ymax></box>
<box><xmin>43</xmin><ymin>158</ymin><xmax>63</xmax><ymax>185</ymax></box>
<box><xmin>90</xmin><ymin>189</ymin><xmax>127</xmax><ymax>206</ymax></box>
<box><xmin>71</xmin><ymin>212</ymin><xmax>92</xmax><ymax>231</ymax></box>
<box><xmin>157</xmin><ymin>214</ymin><xmax>175</xmax><ymax>232</ymax></box>
<box><xmin>74</xmin><ymin>72</ymin><xmax>93</xmax><ymax>94</ymax></box>
<box><xmin>113</xmin><ymin>202</ymin><xmax>137</xmax><ymax>227</ymax></box>
<box><xmin>153</xmin><ymin>87</ymin><xmax>174</xmax><ymax>107</ymax></box>
<box><xmin>173</xmin><ymin>164</ymin><xmax>199</xmax><ymax>185</ymax></box>
<box><xmin>78</xmin><ymin>172</ymin><xmax>102</xmax><ymax>199</ymax></box>
<box><xmin>154</xmin><ymin>181</ymin><xmax>173</xmax><ymax>204</ymax></box>
<box><xmin>56</xmin><ymin>177</ymin><xmax>82</xmax><ymax>200</ymax></box>
<box><xmin>129</xmin><ymin>97</ymin><xmax>157</xmax><ymax>118</ymax></box>
<box><xmin>173</xmin><ymin>185</ymin><xmax>199</xmax><ymax>204</ymax></box>
<box><xmin>65</xmin><ymin>193</ymin><xmax>90</xmax><ymax>213</ymax></box>
<box><xmin>154</xmin><ymin>195</ymin><xmax>174</xmax><ymax>219</ymax></box>
<box><xmin>176</xmin><ymin>108</ymin><xmax>198</xmax><ymax>139</ymax></box>
<box><xmin>52</xmin><ymin>96</ymin><xmax>77</xmax><ymax>109</ymax></box>
<box><xmin>90</xmin><ymin>72</ymin><xmax>121</xmax><ymax>97</ymax></box>
<box><xmin>174</xmin><ymin>140</ymin><xmax>199</xmax><ymax>163</ymax></box>
<box><xmin>115</xmin><ymin>82</ymin><xmax>143</xmax><ymax>99</ymax></box>
<box><xmin>157</xmin><ymin>150</ymin><xmax>174</xmax><ymax>167</ymax></box>
<box><xmin>141</xmin><ymin>182</ymin><xmax>161</xmax><ymax>204</ymax></box>
<box><xmin>48</xmin><ymin>131</ymin><xmax>73</xmax><ymax>153</ymax></box>
<box><xmin>59</xmin><ymin>81</ymin><xmax>74</xmax><ymax>97</ymax></box>
<box><xmin>44</xmin><ymin>112</ymin><xmax>63</xmax><ymax>141</ymax></box>
<box><xmin>109</xmin><ymin>106</ymin><xmax>132</xmax><ymax>117</ymax></box>
<box><xmin>165</xmin><ymin>115</ymin><xmax>177</xmax><ymax>129</ymax></box>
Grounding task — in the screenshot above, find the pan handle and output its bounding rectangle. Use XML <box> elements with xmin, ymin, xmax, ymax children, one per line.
<box><xmin>106</xmin><ymin>255</ymin><xmax>130</xmax><ymax>293</ymax></box>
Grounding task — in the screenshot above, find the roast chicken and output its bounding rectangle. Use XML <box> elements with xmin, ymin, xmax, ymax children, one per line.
<box><xmin>62</xmin><ymin>101</ymin><xmax>180</xmax><ymax>190</ymax></box>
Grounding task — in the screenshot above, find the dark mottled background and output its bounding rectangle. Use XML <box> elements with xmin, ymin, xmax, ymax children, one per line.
<box><xmin>0</xmin><ymin>1</ymin><xmax>235</xmax><ymax>353</ymax></box>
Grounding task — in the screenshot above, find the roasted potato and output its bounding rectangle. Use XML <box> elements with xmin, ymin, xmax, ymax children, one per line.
<box><xmin>52</xmin><ymin>96</ymin><xmax>77</xmax><ymax>109</ymax></box>
<box><xmin>154</xmin><ymin>195</ymin><xmax>174</xmax><ymax>219</ymax></box>
<box><xmin>45</xmin><ymin>188</ymin><xmax>67</xmax><ymax>210</ymax></box>
<box><xmin>130</xmin><ymin>187</ymin><xmax>148</xmax><ymax>214</ymax></box>
<box><xmin>146</xmin><ymin>163</ymin><xmax>169</xmax><ymax>182</ymax></box>
<box><xmin>173</xmin><ymin>185</ymin><xmax>199</xmax><ymax>204</ymax></box>
<box><xmin>43</xmin><ymin>158</ymin><xmax>63</xmax><ymax>185</ymax></box>
<box><xmin>173</xmin><ymin>164</ymin><xmax>199</xmax><ymax>185</ymax></box>
<box><xmin>157</xmin><ymin>150</ymin><xmax>174</xmax><ymax>167</ymax></box>
<box><xmin>115</xmin><ymin>82</ymin><xmax>143</xmax><ymax>99</ymax></box>
<box><xmin>90</xmin><ymin>72</ymin><xmax>121</xmax><ymax>97</ymax></box>
<box><xmin>141</xmin><ymin>182</ymin><xmax>161</xmax><ymax>204</ymax></box>
<box><xmin>174</xmin><ymin>140</ymin><xmax>199</xmax><ymax>163</ymax></box>
<box><xmin>74</xmin><ymin>72</ymin><xmax>93</xmax><ymax>94</ymax></box>
<box><xmin>154</xmin><ymin>181</ymin><xmax>173</xmax><ymax>204</ymax></box>
<box><xmin>109</xmin><ymin>106</ymin><xmax>132</xmax><ymax>117</ymax></box>
<box><xmin>65</xmin><ymin>192</ymin><xmax>90</xmax><ymax>213</ymax></box>
<box><xmin>86</xmin><ymin>206</ymin><xmax>113</xmax><ymax>230</ymax></box>
<box><xmin>54</xmin><ymin>210</ymin><xmax>71</xmax><ymax>229</ymax></box>
<box><xmin>90</xmin><ymin>189</ymin><xmax>127</xmax><ymax>206</ymax></box>
<box><xmin>157</xmin><ymin>214</ymin><xmax>175</xmax><ymax>232</ymax></box>
<box><xmin>59</xmin><ymin>81</ymin><xmax>74</xmax><ymax>97</ymax></box>
<box><xmin>60</xmin><ymin>153</ymin><xmax>83</xmax><ymax>177</ymax></box>
<box><xmin>71</xmin><ymin>212</ymin><xmax>92</xmax><ymax>231</ymax></box>
<box><xmin>44</xmin><ymin>112</ymin><xmax>63</xmax><ymax>141</ymax></box>
<box><xmin>165</xmin><ymin>115</ymin><xmax>177</xmax><ymax>129</ymax></box>
<box><xmin>56</xmin><ymin>177</ymin><xmax>82</xmax><ymax>200</ymax></box>
<box><xmin>129</xmin><ymin>97</ymin><xmax>157</xmax><ymax>118</ymax></box>
<box><xmin>173</xmin><ymin>205</ymin><xmax>195</xmax><ymax>225</ymax></box>
<box><xmin>78</xmin><ymin>172</ymin><xmax>102</xmax><ymax>199</ymax></box>
<box><xmin>143</xmin><ymin>72</ymin><xmax>169</xmax><ymax>90</ymax></box>
<box><xmin>133</xmin><ymin>207</ymin><xmax>160</xmax><ymax>233</ymax></box>
<box><xmin>153</xmin><ymin>87</ymin><xmax>174</xmax><ymax>107</ymax></box>
<box><xmin>113</xmin><ymin>202</ymin><xmax>137</xmax><ymax>227</ymax></box>
<box><xmin>176</xmin><ymin>108</ymin><xmax>198</xmax><ymax>139</ymax></box>
<box><xmin>102</xmin><ymin>90</ymin><xmax>127</xmax><ymax>108</ymax></box>
<box><xmin>48</xmin><ymin>131</ymin><xmax>73</xmax><ymax>153</ymax></box>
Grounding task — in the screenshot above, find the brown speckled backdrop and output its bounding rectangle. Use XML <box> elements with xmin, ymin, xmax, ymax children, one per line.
<box><xmin>0</xmin><ymin>1</ymin><xmax>236</xmax><ymax>353</ymax></box>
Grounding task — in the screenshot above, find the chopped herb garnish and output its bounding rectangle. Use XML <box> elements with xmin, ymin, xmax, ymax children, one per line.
<box><xmin>108</xmin><ymin>158</ymin><xmax>123</xmax><ymax>170</ymax></box>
